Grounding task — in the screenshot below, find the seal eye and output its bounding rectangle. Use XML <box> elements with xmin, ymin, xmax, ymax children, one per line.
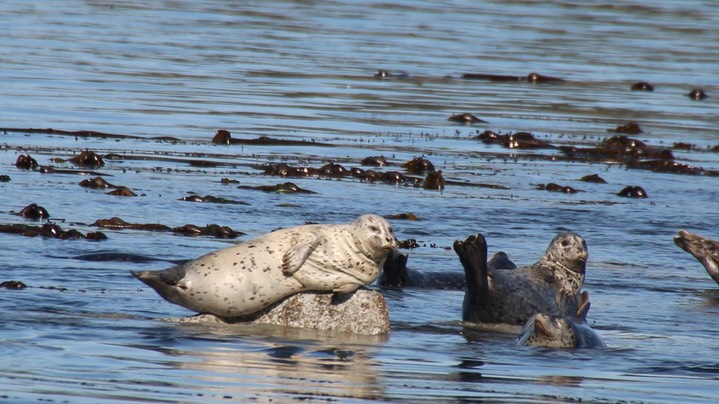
<box><xmin>561</xmin><ymin>239</ymin><xmax>570</xmax><ymax>247</ymax></box>
<box><xmin>369</xmin><ymin>225</ymin><xmax>379</xmax><ymax>233</ymax></box>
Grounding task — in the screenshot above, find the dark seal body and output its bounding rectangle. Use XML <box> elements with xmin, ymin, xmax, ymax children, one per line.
<box><xmin>377</xmin><ymin>249</ymin><xmax>516</xmax><ymax>290</ymax></box>
<box><xmin>455</xmin><ymin>232</ymin><xmax>587</xmax><ymax>325</ymax></box>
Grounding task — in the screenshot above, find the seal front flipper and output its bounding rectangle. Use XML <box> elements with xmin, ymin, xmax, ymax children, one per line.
<box><xmin>281</xmin><ymin>232</ymin><xmax>321</xmax><ymax>276</ymax></box>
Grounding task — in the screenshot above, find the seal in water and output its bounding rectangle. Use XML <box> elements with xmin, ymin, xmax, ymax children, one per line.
<box><xmin>454</xmin><ymin>232</ymin><xmax>587</xmax><ymax>325</ymax></box>
<box><xmin>377</xmin><ymin>249</ymin><xmax>516</xmax><ymax>290</ymax></box>
<box><xmin>516</xmin><ymin>290</ymin><xmax>606</xmax><ymax>348</ymax></box>
<box><xmin>132</xmin><ymin>214</ymin><xmax>397</xmax><ymax>317</ymax></box>
<box><xmin>674</xmin><ymin>230</ymin><xmax>719</xmax><ymax>285</ymax></box>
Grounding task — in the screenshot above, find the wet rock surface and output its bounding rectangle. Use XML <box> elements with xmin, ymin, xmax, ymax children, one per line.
<box><xmin>166</xmin><ymin>289</ymin><xmax>390</xmax><ymax>336</ymax></box>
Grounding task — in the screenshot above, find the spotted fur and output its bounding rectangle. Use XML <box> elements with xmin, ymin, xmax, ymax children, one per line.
<box><xmin>516</xmin><ymin>291</ymin><xmax>606</xmax><ymax>348</ymax></box>
<box><xmin>132</xmin><ymin>214</ymin><xmax>397</xmax><ymax>317</ymax></box>
<box><xmin>455</xmin><ymin>232</ymin><xmax>588</xmax><ymax>325</ymax></box>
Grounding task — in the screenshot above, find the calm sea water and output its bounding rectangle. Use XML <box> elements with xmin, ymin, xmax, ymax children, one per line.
<box><xmin>2</xmin><ymin>1</ymin><xmax>719</xmax><ymax>402</ymax></box>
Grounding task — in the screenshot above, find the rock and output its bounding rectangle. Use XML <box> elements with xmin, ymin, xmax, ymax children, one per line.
<box><xmin>165</xmin><ymin>289</ymin><xmax>390</xmax><ymax>336</ymax></box>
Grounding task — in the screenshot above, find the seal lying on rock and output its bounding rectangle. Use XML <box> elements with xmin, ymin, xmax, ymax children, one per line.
<box><xmin>132</xmin><ymin>214</ymin><xmax>397</xmax><ymax>317</ymax></box>
<box><xmin>377</xmin><ymin>248</ymin><xmax>516</xmax><ymax>289</ymax></box>
<box><xmin>516</xmin><ymin>290</ymin><xmax>606</xmax><ymax>348</ymax></box>
<box><xmin>674</xmin><ymin>230</ymin><xmax>719</xmax><ymax>285</ymax></box>
<box><xmin>454</xmin><ymin>232</ymin><xmax>587</xmax><ymax>325</ymax></box>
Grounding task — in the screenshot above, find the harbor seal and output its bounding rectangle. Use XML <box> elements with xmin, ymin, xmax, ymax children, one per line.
<box><xmin>516</xmin><ymin>290</ymin><xmax>606</xmax><ymax>348</ymax></box>
<box><xmin>454</xmin><ymin>231</ymin><xmax>587</xmax><ymax>325</ymax></box>
<box><xmin>674</xmin><ymin>230</ymin><xmax>719</xmax><ymax>285</ymax></box>
<box><xmin>132</xmin><ymin>214</ymin><xmax>397</xmax><ymax>317</ymax></box>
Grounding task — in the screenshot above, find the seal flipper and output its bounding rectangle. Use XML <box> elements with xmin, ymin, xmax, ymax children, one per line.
<box><xmin>453</xmin><ymin>233</ymin><xmax>489</xmax><ymax>322</ymax></box>
<box><xmin>575</xmin><ymin>291</ymin><xmax>591</xmax><ymax>320</ymax></box>
<box><xmin>281</xmin><ymin>232</ymin><xmax>321</xmax><ymax>276</ymax></box>
<box><xmin>534</xmin><ymin>315</ymin><xmax>554</xmax><ymax>338</ymax></box>
<box><xmin>377</xmin><ymin>248</ymin><xmax>409</xmax><ymax>287</ymax></box>
<box><xmin>131</xmin><ymin>266</ymin><xmax>187</xmax><ymax>306</ymax></box>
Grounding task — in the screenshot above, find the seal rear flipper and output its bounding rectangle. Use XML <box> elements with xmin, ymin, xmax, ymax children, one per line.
<box><xmin>131</xmin><ymin>266</ymin><xmax>187</xmax><ymax>305</ymax></box>
<box><xmin>453</xmin><ymin>233</ymin><xmax>489</xmax><ymax>321</ymax></box>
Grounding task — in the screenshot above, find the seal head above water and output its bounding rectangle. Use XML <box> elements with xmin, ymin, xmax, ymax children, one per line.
<box><xmin>132</xmin><ymin>214</ymin><xmax>397</xmax><ymax>318</ymax></box>
<box><xmin>674</xmin><ymin>230</ymin><xmax>719</xmax><ymax>285</ymax></box>
<box><xmin>454</xmin><ymin>232</ymin><xmax>587</xmax><ymax>325</ymax></box>
<box><xmin>516</xmin><ymin>290</ymin><xmax>606</xmax><ymax>348</ymax></box>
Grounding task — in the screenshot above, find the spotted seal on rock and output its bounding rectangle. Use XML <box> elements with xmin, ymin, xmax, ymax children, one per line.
<box><xmin>377</xmin><ymin>248</ymin><xmax>516</xmax><ymax>290</ymax></box>
<box><xmin>516</xmin><ymin>290</ymin><xmax>606</xmax><ymax>348</ymax></box>
<box><xmin>132</xmin><ymin>214</ymin><xmax>397</xmax><ymax>318</ymax></box>
<box><xmin>674</xmin><ymin>230</ymin><xmax>719</xmax><ymax>285</ymax></box>
<box><xmin>454</xmin><ymin>232</ymin><xmax>587</xmax><ymax>325</ymax></box>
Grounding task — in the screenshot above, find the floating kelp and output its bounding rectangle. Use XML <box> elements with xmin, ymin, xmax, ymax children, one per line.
<box><xmin>579</xmin><ymin>174</ymin><xmax>607</xmax><ymax>183</ymax></box>
<box><xmin>171</xmin><ymin>224</ymin><xmax>243</xmax><ymax>239</ymax></box>
<box><xmin>211</xmin><ymin>129</ymin><xmax>330</xmax><ymax>146</ymax></box>
<box><xmin>609</xmin><ymin>122</ymin><xmax>642</xmax><ymax>134</ymax></box>
<box><xmin>16</xmin><ymin>203</ymin><xmax>50</xmax><ymax>219</ymax></box>
<box><xmin>448</xmin><ymin>113</ymin><xmax>487</xmax><ymax>124</ymax></box>
<box><xmin>626</xmin><ymin>159</ymin><xmax>711</xmax><ymax>175</ymax></box>
<box><xmin>617</xmin><ymin>186</ymin><xmax>648</xmax><ymax>198</ymax></box>
<box><xmin>15</xmin><ymin>154</ymin><xmax>38</xmax><ymax>170</ymax></box>
<box><xmin>360</xmin><ymin>156</ymin><xmax>388</xmax><ymax>167</ymax></box>
<box><xmin>386</xmin><ymin>213</ymin><xmax>420</xmax><ymax>221</ymax></box>
<box><xmin>474</xmin><ymin>130</ymin><xmax>554</xmax><ymax>149</ymax></box>
<box><xmin>90</xmin><ymin>217</ymin><xmax>243</xmax><ymax>239</ymax></box>
<box><xmin>559</xmin><ymin>135</ymin><xmax>672</xmax><ymax>162</ymax></box>
<box><xmin>0</xmin><ymin>127</ymin><xmax>180</xmax><ymax>142</ymax></box>
<box><xmin>404</xmin><ymin>157</ymin><xmax>435</xmax><ymax>174</ymax></box>
<box><xmin>538</xmin><ymin>183</ymin><xmax>579</xmax><ymax>193</ymax></box>
<box><xmin>92</xmin><ymin>217</ymin><xmax>171</xmax><ymax>232</ymax></box>
<box><xmin>0</xmin><ymin>223</ymin><xmax>107</xmax><ymax>240</ymax></box>
<box><xmin>461</xmin><ymin>72</ymin><xmax>564</xmax><ymax>83</ymax></box>
<box><xmin>630</xmin><ymin>82</ymin><xmax>654</xmax><ymax>91</ymax></box>
<box><xmin>687</xmin><ymin>88</ymin><xmax>708</xmax><ymax>100</ymax></box>
<box><xmin>0</xmin><ymin>280</ymin><xmax>27</xmax><ymax>290</ymax></box>
<box><xmin>179</xmin><ymin>194</ymin><xmax>249</xmax><ymax>204</ymax></box>
<box><xmin>79</xmin><ymin>177</ymin><xmax>116</xmax><ymax>189</ymax></box>
<box><xmin>69</xmin><ymin>150</ymin><xmax>105</xmax><ymax>167</ymax></box>
<box><xmin>237</xmin><ymin>182</ymin><xmax>316</xmax><ymax>194</ymax></box>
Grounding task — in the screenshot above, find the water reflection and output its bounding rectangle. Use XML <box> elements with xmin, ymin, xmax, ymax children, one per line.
<box><xmin>152</xmin><ymin>324</ymin><xmax>387</xmax><ymax>400</ymax></box>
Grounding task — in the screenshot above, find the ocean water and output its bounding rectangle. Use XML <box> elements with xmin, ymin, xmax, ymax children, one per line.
<box><xmin>1</xmin><ymin>0</ymin><xmax>718</xmax><ymax>402</ymax></box>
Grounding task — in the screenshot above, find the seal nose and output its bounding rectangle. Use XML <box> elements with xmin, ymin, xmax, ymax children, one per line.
<box><xmin>387</xmin><ymin>236</ymin><xmax>399</xmax><ymax>248</ymax></box>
